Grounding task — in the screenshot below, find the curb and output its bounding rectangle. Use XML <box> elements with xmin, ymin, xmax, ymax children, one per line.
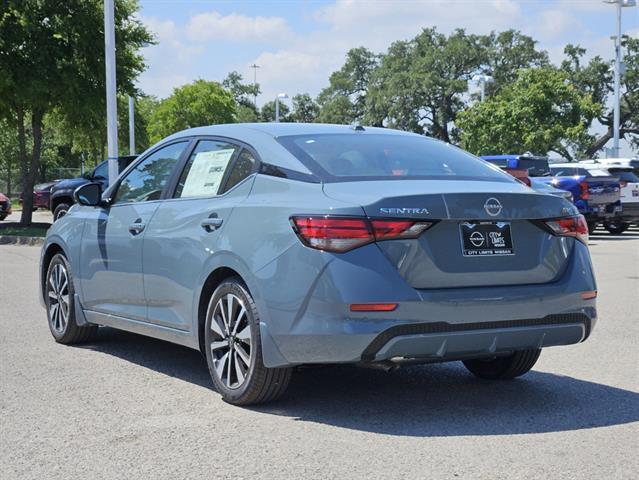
<box><xmin>0</xmin><ymin>235</ymin><xmax>45</xmax><ymax>246</ymax></box>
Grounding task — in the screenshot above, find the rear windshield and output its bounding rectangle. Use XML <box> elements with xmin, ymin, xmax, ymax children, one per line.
<box><xmin>276</xmin><ymin>133</ymin><xmax>513</xmax><ymax>183</ymax></box>
<box><xmin>517</xmin><ymin>158</ymin><xmax>550</xmax><ymax>177</ymax></box>
<box><xmin>609</xmin><ymin>168</ymin><xmax>639</xmax><ymax>182</ymax></box>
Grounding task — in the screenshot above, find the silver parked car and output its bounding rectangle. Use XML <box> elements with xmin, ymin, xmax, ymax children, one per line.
<box><xmin>40</xmin><ymin>123</ymin><xmax>597</xmax><ymax>405</ymax></box>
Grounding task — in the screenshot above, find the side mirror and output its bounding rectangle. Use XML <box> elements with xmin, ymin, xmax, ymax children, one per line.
<box><xmin>74</xmin><ymin>182</ymin><xmax>103</xmax><ymax>207</ymax></box>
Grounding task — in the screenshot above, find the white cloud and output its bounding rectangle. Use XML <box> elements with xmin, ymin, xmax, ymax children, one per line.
<box><xmin>245</xmin><ymin>0</ymin><xmax>524</xmax><ymax>102</ymax></box>
<box><xmin>187</xmin><ymin>12</ymin><xmax>290</xmax><ymax>43</ymax></box>
<box><xmin>535</xmin><ymin>9</ymin><xmax>582</xmax><ymax>40</ymax></box>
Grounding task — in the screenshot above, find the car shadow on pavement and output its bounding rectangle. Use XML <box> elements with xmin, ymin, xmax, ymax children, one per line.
<box><xmin>81</xmin><ymin>328</ymin><xmax>639</xmax><ymax>437</ymax></box>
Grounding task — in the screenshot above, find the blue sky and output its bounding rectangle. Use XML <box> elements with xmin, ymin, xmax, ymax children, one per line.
<box><xmin>136</xmin><ymin>0</ymin><xmax>639</xmax><ymax>154</ymax></box>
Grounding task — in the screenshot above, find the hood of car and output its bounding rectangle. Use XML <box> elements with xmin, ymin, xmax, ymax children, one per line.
<box><xmin>52</xmin><ymin>177</ymin><xmax>89</xmax><ymax>191</ymax></box>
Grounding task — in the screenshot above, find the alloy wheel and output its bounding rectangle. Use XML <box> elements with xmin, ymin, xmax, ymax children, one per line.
<box><xmin>48</xmin><ymin>263</ymin><xmax>70</xmax><ymax>334</ymax></box>
<box><xmin>209</xmin><ymin>293</ymin><xmax>252</xmax><ymax>389</ymax></box>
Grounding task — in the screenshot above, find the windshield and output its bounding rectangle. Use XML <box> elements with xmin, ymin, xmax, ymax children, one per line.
<box><xmin>276</xmin><ymin>133</ymin><xmax>512</xmax><ymax>183</ymax></box>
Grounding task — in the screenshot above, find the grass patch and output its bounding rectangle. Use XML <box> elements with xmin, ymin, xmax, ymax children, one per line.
<box><xmin>0</xmin><ymin>224</ymin><xmax>49</xmax><ymax>237</ymax></box>
<box><xmin>10</xmin><ymin>199</ymin><xmax>21</xmax><ymax>210</ymax></box>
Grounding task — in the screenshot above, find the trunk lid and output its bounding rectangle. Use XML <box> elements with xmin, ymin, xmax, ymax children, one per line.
<box><xmin>324</xmin><ymin>180</ymin><xmax>578</xmax><ymax>289</ymax></box>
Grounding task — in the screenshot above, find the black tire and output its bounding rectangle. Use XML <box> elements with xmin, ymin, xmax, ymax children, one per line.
<box><xmin>604</xmin><ymin>221</ymin><xmax>629</xmax><ymax>235</ymax></box>
<box><xmin>45</xmin><ymin>253</ymin><xmax>99</xmax><ymax>344</ymax></box>
<box><xmin>53</xmin><ymin>202</ymin><xmax>71</xmax><ymax>221</ymax></box>
<box><xmin>204</xmin><ymin>277</ymin><xmax>292</xmax><ymax>405</ymax></box>
<box><xmin>0</xmin><ymin>214</ymin><xmax>6</xmax><ymax>221</ymax></box>
<box><xmin>587</xmin><ymin>222</ymin><xmax>597</xmax><ymax>235</ymax></box>
<box><xmin>463</xmin><ymin>349</ymin><xmax>541</xmax><ymax>380</ymax></box>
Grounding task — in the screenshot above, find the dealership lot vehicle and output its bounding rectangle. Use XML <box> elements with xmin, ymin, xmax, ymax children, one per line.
<box><xmin>579</xmin><ymin>161</ymin><xmax>639</xmax><ymax>234</ymax></box>
<box><xmin>19</xmin><ymin>181</ymin><xmax>58</xmax><ymax>211</ymax></box>
<box><xmin>49</xmin><ymin>156</ymin><xmax>137</xmax><ymax>221</ymax></box>
<box><xmin>0</xmin><ymin>193</ymin><xmax>11</xmax><ymax>220</ymax></box>
<box><xmin>40</xmin><ymin>124</ymin><xmax>597</xmax><ymax>405</ymax></box>
<box><xmin>548</xmin><ymin>163</ymin><xmax>621</xmax><ymax>233</ymax></box>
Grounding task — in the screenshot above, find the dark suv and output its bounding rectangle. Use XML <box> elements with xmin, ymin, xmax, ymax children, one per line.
<box><xmin>50</xmin><ymin>157</ymin><xmax>136</xmax><ymax>221</ymax></box>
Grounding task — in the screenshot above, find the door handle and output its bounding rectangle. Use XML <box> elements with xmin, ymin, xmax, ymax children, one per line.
<box><xmin>201</xmin><ymin>216</ymin><xmax>223</xmax><ymax>232</ymax></box>
<box><xmin>129</xmin><ymin>219</ymin><xmax>146</xmax><ymax>235</ymax></box>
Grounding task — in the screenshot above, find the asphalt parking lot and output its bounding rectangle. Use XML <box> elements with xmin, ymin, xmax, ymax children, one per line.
<box><xmin>1</xmin><ymin>233</ymin><xmax>638</xmax><ymax>479</ymax></box>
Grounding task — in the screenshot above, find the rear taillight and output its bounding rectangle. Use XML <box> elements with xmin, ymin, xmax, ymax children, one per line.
<box><xmin>580</xmin><ymin>181</ymin><xmax>589</xmax><ymax>200</ymax></box>
<box><xmin>545</xmin><ymin>215</ymin><xmax>589</xmax><ymax>245</ymax></box>
<box><xmin>291</xmin><ymin>216</ymin><xmax>433</xmax><ymax>253</ymax></box>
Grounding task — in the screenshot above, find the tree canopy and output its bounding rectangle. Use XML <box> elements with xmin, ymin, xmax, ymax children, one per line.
<box><xmin>148</xmin><ymin>80</ymin><xmax>236</xmax><ymax>143</ymax></box>
<box><xmin>457</xmin><ymin>68</ymin><xmax>600</xmax><ymax>159</ymax></box>
<box><xmin>0</xmin><ymin>0</ymin><xmax>152</xmax><ymax>224</ymax></box>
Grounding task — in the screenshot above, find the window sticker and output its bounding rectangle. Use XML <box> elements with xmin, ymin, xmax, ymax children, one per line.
<box><xmin>181</xmin><ymin>149</ymin><xmax>235</xmax><ymax>197</ymax></box>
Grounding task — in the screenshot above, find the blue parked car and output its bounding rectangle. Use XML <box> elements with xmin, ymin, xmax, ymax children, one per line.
<box><xmin>40</xmin><ymin>124</ymin><xmax>597</xmax><ymax>405</ymax></box>
<box><xmin>481</xmin><ymin>154</ymin><xmax>552</xmax><ymax>178</ymax></box>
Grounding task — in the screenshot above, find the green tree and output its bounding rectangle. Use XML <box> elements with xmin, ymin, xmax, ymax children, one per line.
<box><xmin>457</xmin><ymin>68</ymin><xmax>600</xmax><ymax>159</ymax></box>
<box><xmin>0</xmin><ymin>0</ymin><xmax>152</xmax><ymax>225</ymax></box>
<box><xmin>483</xmin><ymin>30</ymin><xmax>549</xmax><ymax>96</ymax></box>
<box><xmin>148</xmin><ymin>80</ymin><xmax>236</xmax><ymax>142</ymax></box>
<box><xmin>290</xmin><ymin>94</ymin><xmax>319</xmax><ymax>123</ymax></box>
<box><xmin>316</xmin><ymin>47</ymin><xmax>379</xmax><ymax>124</ymax></box>
<box><xmin>562</xmin><ymin>38</ymin><xmax>638</xmax><ymax>156</ymax></box>
<box><xmin>260</xmin><ymin>100</ymin><xmax>290</xmax><ymax>123</ymax></box>
<box><xmin>223</xmin><ymin>71</ymin><xmax>260</xmax><ymax>122</ymax></box>
<box><xmin>365</xmin><ymin>28</ymin><xmax>488</xmax><ymax>141</ymax></box>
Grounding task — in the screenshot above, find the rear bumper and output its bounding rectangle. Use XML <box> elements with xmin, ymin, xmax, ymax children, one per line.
<box><xmin>362</xmin><ymin>313</ymin><xmax>592</xmax><ymax>362</ymax></box>
<box><xmin>582</xmin><ymin>201</ymin><xmax>622</xmax><ymax>220</ymax></box>
<box><xmin>255</xmin><ymin>240</ymin><xmax>598</xmax><ymax>367</ymax></box>
<box><xmin>618</xmin><ymin>203</ymin><xmax>639</xmax><ymax>222</ymax></box>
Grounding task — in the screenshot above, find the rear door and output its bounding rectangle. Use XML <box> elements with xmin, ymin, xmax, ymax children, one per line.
<box><xmin>142</xmin><ymin>139</ymin><xmax>259</xmax><ymax>331</ymax></box>
<box><xmin>80</xmin><ymin>141</ymin><xmax>189</xmax><ymax>320</ymax></box>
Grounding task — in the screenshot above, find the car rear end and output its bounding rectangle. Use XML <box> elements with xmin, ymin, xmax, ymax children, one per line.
<box><xmin>253</xmin><ymin>131</ymin><xmax>597</xmax><ymax>368</ymax></box>
<box><xmin>0</xmin><ymin>193</ymin><xmax>11</xmax><ymax>219</ymax></box>
<box><xmin>548</xmin><ymin>166</ymin><xmax>621</xmax><ymax>225</ymax></box>
<box><xmin>608</xmin><ymin>167</ymin><xmax>639</xmax><ymax>224</ymax></box>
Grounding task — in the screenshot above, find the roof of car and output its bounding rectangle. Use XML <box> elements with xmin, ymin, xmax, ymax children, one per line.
<box><xmin>481</xmin><ymin>154</ymin><xmax>548</xmax><ymax>160</ymax></box>
<box><xmin>165</xmin><ymin>122</ymin><xmax>422</xmax><ymax>141</ymax></box>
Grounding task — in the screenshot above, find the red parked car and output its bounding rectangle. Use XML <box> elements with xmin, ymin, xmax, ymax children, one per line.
<box><xmin>0</xmin><ymin>192</ymin><xmax>12</xmax><ymax>220</ymax></box>
<box><xmin>19</xmin><ymin>181</ymin><xmax>58</xmax><ymax>211</ymax></box>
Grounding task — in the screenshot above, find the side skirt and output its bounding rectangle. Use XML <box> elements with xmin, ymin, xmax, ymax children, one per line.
<box><xmin>83</xmin><ymin>309</ymin><xmax>199</xmax><ymax>350</ymax></box>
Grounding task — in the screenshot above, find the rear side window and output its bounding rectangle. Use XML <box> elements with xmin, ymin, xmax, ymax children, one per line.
<box><xmin>277</xmin><ymin>134</ymin><xmax>511</xmax><ymax>182</ymax></box>
<box><xmin>175</xmin><ymin>140</ymin><xmax>240</xmax><ymax>198</ymax></box>
<box><xmin>220</xmin><ymin>149</ymin><xmax>257</xmax><ymax>194</ymax></box>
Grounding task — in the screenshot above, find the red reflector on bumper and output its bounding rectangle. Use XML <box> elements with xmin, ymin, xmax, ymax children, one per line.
<box><xmin>350</xmin><ymin>303</ymin><xmax>398</xmax><ymax>312</ymax></box>
<box><xmin>581</xmin><ymin>290</ymin><xmax>597</xmax><ymax>300</ymax></box>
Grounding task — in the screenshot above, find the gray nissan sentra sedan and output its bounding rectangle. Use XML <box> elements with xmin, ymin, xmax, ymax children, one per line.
<box><xmin>40</xmin><ymin>123</ymin><xmax>597</xmax><ymax>405</ymax></box>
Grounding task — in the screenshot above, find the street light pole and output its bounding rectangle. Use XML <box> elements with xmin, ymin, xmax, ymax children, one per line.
<box><xmin>250</xmin><ymin>63</ymin><xmax>260</xmax><ymax>106</ymax></box>
<box><xmin>471</xmin><ymin>74</ymin><xmax>493</xmax><ymax>102</ymax></box>
<box><xmin>128</xmin><ymin>95</ymin><xmax>135</xmax><ymax>155</ymax></box>
<box><xmin>275</xmin><ymin>93</ymin><xmax>288</xmax><ymax>122</ymax></box>
<box><xmin>613</xmin><ymin>3</ymin><xmax>622</xmax><ymax>157</ymax></box>
<box><xmin>604</xmin><ymin>0</ymin><xmax>637</xmax><ymax>157</ymax></box>
<box><xmin>104</xmin><ymin>0</ymin><xmax>118</xmax><ymax>184</ymax></box>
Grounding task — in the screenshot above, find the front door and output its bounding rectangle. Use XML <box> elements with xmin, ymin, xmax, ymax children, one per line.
<box><xmin>79</xmin><ymin>141</ymin><xmax>189</xmax><ymax>320</ymax></box>
<box><xmin>143</xmin><ymin>140</ymin><xmax>258</xmax><ymax>330</ymax></box>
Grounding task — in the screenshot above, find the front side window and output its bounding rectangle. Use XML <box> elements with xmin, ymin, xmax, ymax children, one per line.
<box><xmin>276</xmin><ymin>133</ymin><xmax>512</xmax><ymax>183</ymax></box>
<box><xmin>175</xmin><ymin>140</ymin><xmax>240</xmax><ymax>198</ymax></box>
<box><xmin>113</xmin><ymin>142</ymin><xmax>187</xmax><ymax>204</ymax></box>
